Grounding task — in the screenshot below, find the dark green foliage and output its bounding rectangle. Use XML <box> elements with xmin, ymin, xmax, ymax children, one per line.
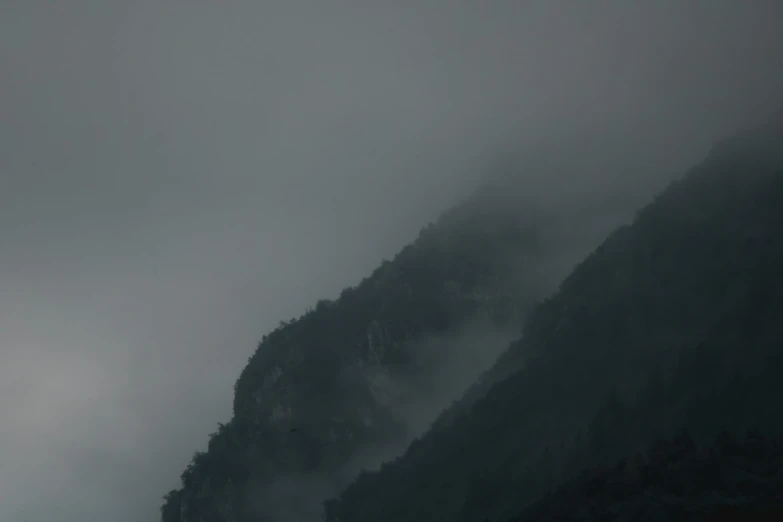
<box><xmin>161</xmin><ymin>490</ymin><xmax>182</xmax><ymax>522</ymax></box>
<box><xmin>514</xmin><ymin>430</ymin><xmax>783</xmax><ymax>521</ymax></box>
<box><xmin>323</xmin><ymin>116</ymin><xmax>783</xmax><ymax>522</ymax></box>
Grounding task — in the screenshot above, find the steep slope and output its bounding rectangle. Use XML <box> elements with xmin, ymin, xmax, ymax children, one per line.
<box><xmin>324</xmin><ymin>114</ymin><xmax>783</xmax><ymax>522</ymax></box>
<box><xmin>159</xmin><ymin>147</ymin><xmax>641</xmax><ymax>522</ymax></box>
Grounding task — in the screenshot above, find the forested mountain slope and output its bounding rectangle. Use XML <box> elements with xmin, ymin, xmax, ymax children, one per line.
<box><xmin>324</xmin><ymin>114</ymin><xmax>783</xmax><ymax>522</ymax></box>
<box><xmin>158</xmin><ymin>139</ymin><xmax>649</xmax><ymax>522</ymax></box>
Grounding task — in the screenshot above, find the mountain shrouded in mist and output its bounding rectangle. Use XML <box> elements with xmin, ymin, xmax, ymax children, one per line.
<box><xmin>323</xmin><ymin>112</ymin><xmax>783</xmax><ymax>521</ymax></box>
<box><xmin>158</xmin><ymin>137</ymin><xmax>655</xmax><ymax>522</ymax></box>
<box><xmin>161</xmin><ymin>112</ymin><xmax>783</xmax><ymax>521</ymax></box>
<box><xmin>157</xmin><ymin>194</ymin><xmax>538</xmax><ymax>521</ymax></box>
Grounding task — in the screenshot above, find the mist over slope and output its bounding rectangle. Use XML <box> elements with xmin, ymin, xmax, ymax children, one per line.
<box><xmin>156</xmin><ymin>107</ymin><xmax>768</xmax><ymax>521</ymax></box>
<box><xmin>159</xmin><ymin>132</ymin><xmax>663</xmax><ymax>522</ymax></box>
<box><xmin>323</xmin><ymin>112</ymin><xmax>783</xmax><ymax>521</ymax></box>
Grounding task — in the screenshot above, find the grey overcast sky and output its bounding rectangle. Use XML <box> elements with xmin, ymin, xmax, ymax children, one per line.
<box><xmin>1</xmin><ymin>1</ymin><xmax>782</xmax><ymax>521</ymax></box>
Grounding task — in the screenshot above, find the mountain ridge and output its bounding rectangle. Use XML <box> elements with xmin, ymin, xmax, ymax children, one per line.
<box><xmin>323</xmin><ymin>114</ymin><xmax>783</xmax><ymax>522</ymax></box>
<box><xmin>160</xmin><ymin>112</ymin><xmax>783</xmax><ymax>522</ymax></box>
<box><xmin>160</xmin><ymin>141</ymin><xmax>640</xmax><ymax>521</ymax></box>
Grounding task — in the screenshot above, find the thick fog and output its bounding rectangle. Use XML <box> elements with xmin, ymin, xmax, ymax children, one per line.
<box><xmin>1</xmin><ymin>1</ymin><xmax>782</xmax><ymax>521</ymax></box>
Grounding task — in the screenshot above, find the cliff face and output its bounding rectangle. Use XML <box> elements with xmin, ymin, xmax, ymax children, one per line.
<box><xmin>323</xmin><ymin>115</ymin><xmax>783</xmax><ymax>522</ymax></box>
<box><xmin>160</xmin><ymin>147</ymin><xmax>636</xmax><ymax>522</ymax></box>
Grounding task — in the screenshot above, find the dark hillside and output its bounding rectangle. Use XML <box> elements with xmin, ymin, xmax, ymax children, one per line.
<box><xmin>162</xmin><ymin>196</ymin><xmax>538</xmax><ymax>522</ymax></box>
<box><xmin>159</xmin><ymin>143</ymin><xmax>637</xmax><ymax>522</ymax></box>
<box><xmin>324</xmin><ymin>114</ymin><xmax>783</xmax><ymax>522</ymax></box>
<box><xmin>515</xmin><ymin>430</ymin><xmax>783</xmax><ymax>522</ymax></box>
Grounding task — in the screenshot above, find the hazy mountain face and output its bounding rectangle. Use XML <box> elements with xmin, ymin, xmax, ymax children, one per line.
<box><xmin>324</xmin><ymin>115</ymin><xmax>783</xmax><ymax>522</ymax></box>
<box><xmin>161</xmin><ymin>124</ymin><xmax>747</xmax><ymax>522</ymax></box>
<box><xmin>167</xmin><ymin>181</ymin><xmax>588</xmax><ymax>522</ymax></box>
<box><xmin>2</xmin><ymin>1</ymin><xmax>783</xmax><ymax>522</ymax></box>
